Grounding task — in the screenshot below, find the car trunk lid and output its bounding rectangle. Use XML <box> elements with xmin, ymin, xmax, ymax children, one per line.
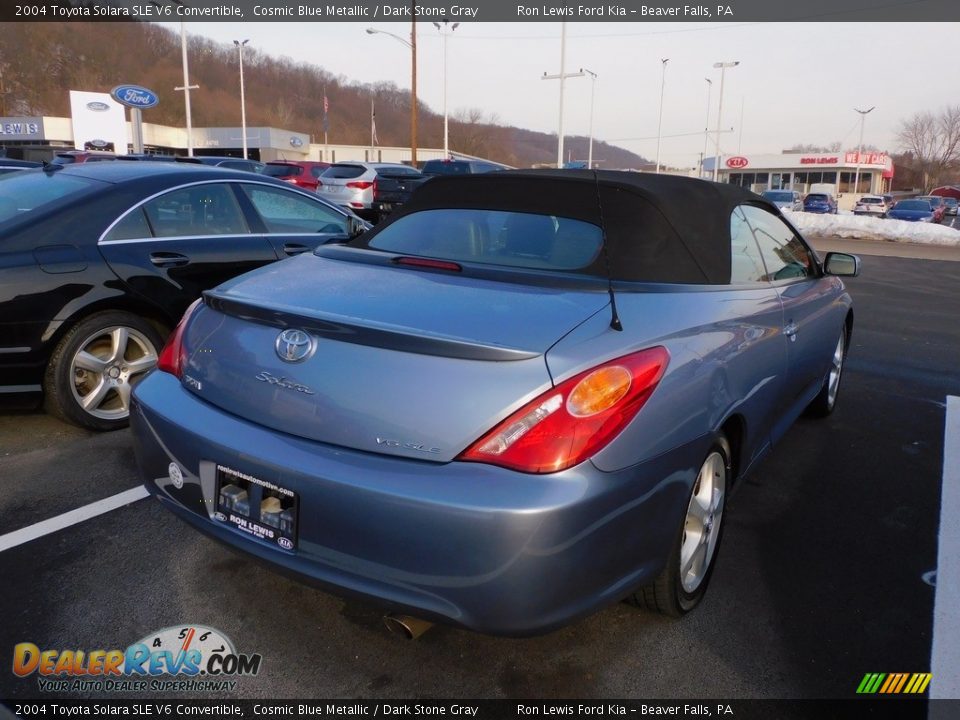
<box><xmin>180</xmin><ymin>252</ymin><xmax>609</xmax><ymax>461</ymax></box>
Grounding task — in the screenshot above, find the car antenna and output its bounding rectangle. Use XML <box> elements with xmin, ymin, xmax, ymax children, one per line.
<box><xmin>41</xmin><ymin>161</ymin><xmax>63</xmax><ymax>173</ymax></box>
<box><xmin>592</xmin><ymin>170</ymin><xmax>622</xmax><ymax>331</ymax></box>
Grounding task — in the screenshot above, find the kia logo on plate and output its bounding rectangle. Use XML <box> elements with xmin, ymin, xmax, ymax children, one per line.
<box><xmin>275</xmin><ymin>329</ymin><xmax>314</xmax><ymax>363</ymax></box>
<box><xmin>86</xmin><ymin>102</ymin><xmax>110</xmax><ymax>112</ymax></box>
<box><xmin>726</xmin><ymin>156</ymin><xmax>749</xmax><ymax>169</ymax></box>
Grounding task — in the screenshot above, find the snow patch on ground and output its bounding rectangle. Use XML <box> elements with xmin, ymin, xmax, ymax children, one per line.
<box><xmin>785</xmin><ymin>211</ymin><xmax>960</xmax><ymax>246</ymax></box>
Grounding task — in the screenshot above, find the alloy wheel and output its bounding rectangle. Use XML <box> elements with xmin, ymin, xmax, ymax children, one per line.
<box><xmin>69</xmin><ymin>326</ymin><xmax>158</xmax><ymax>420</ymax></box>
<box><xmin>680</xmin><ymin>450</ymin><xmax>727</xmax><ymax>594</ymax></box>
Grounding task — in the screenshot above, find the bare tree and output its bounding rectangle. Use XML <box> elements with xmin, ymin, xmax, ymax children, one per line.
<box><xmin>783</xmin><ymin>142</ymin><xmax>843</xmax><ymax>153</ymax></box>
<box><xmin>896</xmin><ymin>105</ymin><xmax>960</xmax><ymax>189</ymax></box>
<box><xmin>451</xmin><ymin>108</ymin><xmax>497</xmax><ymax>157</ymax></box>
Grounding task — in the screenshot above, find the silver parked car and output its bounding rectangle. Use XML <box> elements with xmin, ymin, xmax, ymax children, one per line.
<box><xmin>760</xmin><ymin>189</ymin><xmax>803</xmax><ymax>212</ymax></box>
<box><xmin>131</xmin><ymin>171</ymin><xmax>860</xmax><ymax>636</ymax></box>
<box><xmin>318</xmin><ymin>162</ymin><xmax>417</xmax><ymax>220</ymax></box>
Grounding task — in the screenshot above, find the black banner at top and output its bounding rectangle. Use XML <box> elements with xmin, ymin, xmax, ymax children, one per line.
<box><xmin>0</xmin><ymin>0</ymin><xmax>955</xmax><ymax>23</ymax></box>
<box><xmin>0</xmin><ymin>699</ymin><xmax>949</xmax><ymax>720</ymax></box>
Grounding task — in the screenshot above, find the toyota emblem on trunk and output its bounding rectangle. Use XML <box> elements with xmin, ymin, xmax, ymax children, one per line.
<box><xmin>275</xmin><ymin>329</ymin><xmax>314</xmax><ymax>363</ymax></box>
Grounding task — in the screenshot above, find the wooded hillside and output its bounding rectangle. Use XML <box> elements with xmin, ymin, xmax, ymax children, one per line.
<box><xmin>0</xmin><ymin>22</ymin><xmax>649</xmax><ymax>168</ymax></box>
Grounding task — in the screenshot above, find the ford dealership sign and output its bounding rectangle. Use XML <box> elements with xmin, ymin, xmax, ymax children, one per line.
<box><xmin>110</xmin><ymin>85</ymin><xmax>159</xmax><ymax>109</ymax></box>
<box><xmin>86</xmin><ymin>102</ymin><xmax>110</xmax><ymax>112</ymax></box>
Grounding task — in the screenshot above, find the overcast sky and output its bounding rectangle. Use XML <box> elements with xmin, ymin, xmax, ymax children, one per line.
<box><xmin>161</xmin><ymin>21</ymin><xmax>955</xmax><ymax>167</ymax></box>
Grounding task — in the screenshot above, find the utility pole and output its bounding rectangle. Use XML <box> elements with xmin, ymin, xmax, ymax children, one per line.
<box><xmin>712</xmin><ymin>61</ymin><xmax>739</xmax><ymax>182</ymax></box>
<box><xmin>655</xmin><ymin>58</ymin><xmax>668</xmax><ymax>174</ymax></box>
<box><xmin>853</xmin><ymin>106</ymin><xmax>875</xmax><ymax>197</ymax></box>
<box><xmin>410</xmin><ymin>3</ymin><xmax>418</xmax><ymax>165</ymax></box>
<box><xmin>581</xmin><ymin>68</ymin><xmax>598</xmax><ymax>169</ymax></box>
<box><xmin>701</xmin><ymin>78</ymin><xmax>712</xmax><ymax>179</ymax></box>
<box><xmin>175</xmin><ymin>21</ymin><xmax>199</xmax><ymax>157</ymax></box>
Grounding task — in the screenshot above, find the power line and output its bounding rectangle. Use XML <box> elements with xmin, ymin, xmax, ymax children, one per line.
<box><xmin>609</xmin><ymin>128</ymin><xmax>734</xmax><ymax>142</ymax></box>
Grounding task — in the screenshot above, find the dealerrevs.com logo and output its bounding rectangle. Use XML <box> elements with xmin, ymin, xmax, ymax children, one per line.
<box><xmin>12</xmin><ymin>625</ymin><xmax>262</xmax><ymax>693</ymax></box>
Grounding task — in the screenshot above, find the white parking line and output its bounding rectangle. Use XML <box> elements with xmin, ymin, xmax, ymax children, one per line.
<box><xmin>931</xmin><ymin>395</ymin><xmax>960</xmax><ymax>699</ymax></box>
<box><xmin>0</xmin><ymin>486</ymin><xmax>149</xmax><ymax>553</ymax></box>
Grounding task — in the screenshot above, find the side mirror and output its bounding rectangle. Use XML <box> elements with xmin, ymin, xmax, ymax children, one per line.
<box><xmin>348</xmin><ymin>215</ymin><xmax>368</xmax><ymax>239</ymax></box>
<box><xmin>824</xmin><ymin>252</ymin><xmax>861</xmax><ymax>277</ymax></box>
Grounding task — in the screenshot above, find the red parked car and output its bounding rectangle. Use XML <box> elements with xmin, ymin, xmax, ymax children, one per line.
<box><xmin>917</xmin><ymin>196</ymin><xmax>946</xmax><ymax>223</ymax></box>
<box><xmin>262</xmin><ymin>161</ymin><xmax>330</xmax><ymax>191</ymax></box>
<box><xmin>50</xmin><ymin>150</ymin><xmax>117</xmax><ymax>164</ymax></box>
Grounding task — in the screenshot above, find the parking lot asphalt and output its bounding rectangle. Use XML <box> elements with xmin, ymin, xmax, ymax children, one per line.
<box><xmin>1</xmin><ymin>244</ymin><xmax>958</xmax><ymax>701</ymax></box>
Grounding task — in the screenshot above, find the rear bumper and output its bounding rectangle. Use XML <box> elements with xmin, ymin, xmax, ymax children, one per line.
<box><xmin>371</xmin><ymin>200</ymin><xmax>403</xmax><ymax>214</ymax></box>
<box><xmin>130</xmin><ymin>372</ymin><xmax>703</xmax><ymax>636</ymax></box>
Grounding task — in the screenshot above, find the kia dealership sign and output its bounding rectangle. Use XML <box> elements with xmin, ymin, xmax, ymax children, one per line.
<box><xmin>726</xmin><ymin>156</ymin><xmax>749</xmax><ymax>169</ymax></box>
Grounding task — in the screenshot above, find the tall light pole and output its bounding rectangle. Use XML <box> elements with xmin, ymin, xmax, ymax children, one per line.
<box><xmin>174</xmin><ymin>21</ymin><xmax>198</xmax><ymax>157</ymax></box>
<box><xmin>737</xmin><ymin>96</ymin><xmax>745</xmax><ymax>154</ymax></box>
<box><xmin>233</xmin><ymin>39</ymin><xmax>249</xmax><ymax>159</ymax></box>
<box><xmin>701</xmin><ymin>77</ymin><xmax>712</xmax><ymax>179</ymax></box>
<box><xmin>433</xmin><ymin>20</ymin><xmax>459</xmax><ymax>158</ymax></box>
<box><xmin>655</xmin><ymin>58</ymin><xmax>669</xmax><ymax>174</ymax></box>
<box><xmin>853</xmin><ymin>106</ymin><xmax>875</xmax><ymax>196</ymax></box>
<box><xmin>366</xmin><ymin>20</ymin><xmax>418</xmax><ymax>165</ymax></box>
<box><xmin>712</xmin><ymin>60</ymin><xmax>739</xmax><ymax>182</ymax></box>
<box><xmin>580</xmin><ymin>68</ymin><xmax>597</xmax><ymax>169</ymax></box>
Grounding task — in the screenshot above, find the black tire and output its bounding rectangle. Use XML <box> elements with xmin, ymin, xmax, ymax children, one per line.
<box><xmin>628</xmin><ymin>435</ymin><xmax>731</xmax><ymax>617</ymax></box>
<box><xmin>43</xmin><ymin>311</ymin><xmax>164</xmax><ymax>431</ymax></box>
<box><xmin>806</xmin><ymin>325</ymin><xmax>848</xmax><ymax>418</ymax></box>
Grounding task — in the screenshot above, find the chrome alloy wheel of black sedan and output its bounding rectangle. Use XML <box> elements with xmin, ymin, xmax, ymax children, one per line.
<box><xmin>0</xmin><ymin>162</ymin><xmax>365</xmax><ymax>430</ymax></box>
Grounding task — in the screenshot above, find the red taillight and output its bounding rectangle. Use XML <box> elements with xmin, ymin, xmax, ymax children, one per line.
<box><xmin>156</xmin><ymin>299</ymin><xmax>202</xmax><ymax>378</ymax></box>
<box><xmin>458</xmin><ymin>347</ymin><xmax>669</xmax><ymax>473</ymax></box>
<box><xmin>346</xmin><ymin>181</ymin><xmax>374</xmax><ymax>190</ymax></box>
<box><xmin>372</xmin><ymin>178</ymin><xmax>379</xmax><ymax>199</ymax></box>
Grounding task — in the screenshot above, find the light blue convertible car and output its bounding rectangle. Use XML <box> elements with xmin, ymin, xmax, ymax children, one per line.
<box><xmin>130</xmin><ymin>171</ymin><xmax>860</xmax><ymax>637</ymax></box>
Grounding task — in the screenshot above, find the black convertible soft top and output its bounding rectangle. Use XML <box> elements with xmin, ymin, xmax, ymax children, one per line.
<box><xmin>372</xmin><ymin>169</ymin><xmax>779</xmax><ymax>284</ymax></box>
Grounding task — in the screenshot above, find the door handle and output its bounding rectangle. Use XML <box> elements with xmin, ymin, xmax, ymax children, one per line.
<box><xmin>783</xmin><ymin>322</ymin><xmax>799</xmax><ymax>340</ymax></box>
<box><xmin>283</xmin><ymin>243</ymin><xmax>311</xmax><ymax>256</ymax></box>
<box><xmin>149</xmin><ymin>252</ymin><xmax>190</xmax><ymax>268</ymax></box>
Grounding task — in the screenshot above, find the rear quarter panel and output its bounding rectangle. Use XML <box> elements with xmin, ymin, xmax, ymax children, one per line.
<box><xmin>545</xmin><ymin>284</ymin><xmax>789</xmax><ymax>475</ymax></box>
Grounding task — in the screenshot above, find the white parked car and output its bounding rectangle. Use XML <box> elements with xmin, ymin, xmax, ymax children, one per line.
<box><xmin>853</xmin><ymin>196</ymin><xmax>890</xmax><ymax>217</ymax></box>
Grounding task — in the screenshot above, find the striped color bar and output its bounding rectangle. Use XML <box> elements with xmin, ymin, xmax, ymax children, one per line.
<box><xmin>857</xmin><ymin>672</ymin><xmax>931</xmax><ymax>694</ymax></box>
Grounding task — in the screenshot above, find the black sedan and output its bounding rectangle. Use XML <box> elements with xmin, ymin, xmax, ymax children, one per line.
<box><xmin>0</xmin><ymin>162</ymin><xmax>365</xmax><ymax>430</ymax></box>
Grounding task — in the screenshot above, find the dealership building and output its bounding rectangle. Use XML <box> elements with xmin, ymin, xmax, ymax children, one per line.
<box><xmin>703</xmin><ymin>151</ymin><xmax>895</xmax><ymax>198</ymax></box>
<box><xmin>0</xmin><ymin>113</ymin><xmax>453</xmax><ymax>166</ymax></box>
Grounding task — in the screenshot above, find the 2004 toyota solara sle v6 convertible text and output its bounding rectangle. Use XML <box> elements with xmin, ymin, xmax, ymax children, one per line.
<box><xmin>130</xmin><ymin>170</ymin><xmax>860</xmax><ymax>637</ymax></box>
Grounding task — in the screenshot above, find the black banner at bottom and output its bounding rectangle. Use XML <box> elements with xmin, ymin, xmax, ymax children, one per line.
<box><xmin>1</xmin><ymin>699</ymin><xmax>954</xmax><ymax>720</ymax></box>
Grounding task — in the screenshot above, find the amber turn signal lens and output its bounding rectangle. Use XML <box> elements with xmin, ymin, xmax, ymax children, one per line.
<box><xmin>566</xmin><ymin>366</ymin><xmax>632</xmax><ymax>417</ymax></box>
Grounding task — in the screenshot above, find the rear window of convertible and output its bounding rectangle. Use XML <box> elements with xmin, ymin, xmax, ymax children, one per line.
<box><xmin>363</xmin><ymin>209</ymin><xmax>604</xmax><ymax>271</ymax></box>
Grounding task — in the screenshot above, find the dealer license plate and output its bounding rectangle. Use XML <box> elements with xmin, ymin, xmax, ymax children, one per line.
<box><xmin>213</xmin><ymin>464</ymin><xmax>299</xmax><ymax>551</ymax></box>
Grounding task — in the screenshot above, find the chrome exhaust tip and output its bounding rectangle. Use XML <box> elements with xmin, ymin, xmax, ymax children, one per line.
<box><xmin>383</xmin><ymin>614</ymin><xmax>433</xmax><ymax>640</ymax></box>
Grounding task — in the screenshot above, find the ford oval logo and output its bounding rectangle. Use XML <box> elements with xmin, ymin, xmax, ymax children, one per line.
<box><xmin>110</xmin><ymin>84</ymin><xmax>160</xmax><ymax>109</ymax></box>
<box><xmin>86</xmin><ymin>102</ymin><xmax>110</xmax><ymax>112</ymax></box>
<box><xmin>275</xmin><ymin>329</ymin><xmax>314</xmax><ymax>363</ymax></box>
<box><xmin>290</xmin><ymin>136</ymin><xmax>304</xmax><ymax>148</ymax></box>
<box><xmin>726</xmin><ymin>156</ymin><xmax>749</xmax><ymax>169</ymax></box>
